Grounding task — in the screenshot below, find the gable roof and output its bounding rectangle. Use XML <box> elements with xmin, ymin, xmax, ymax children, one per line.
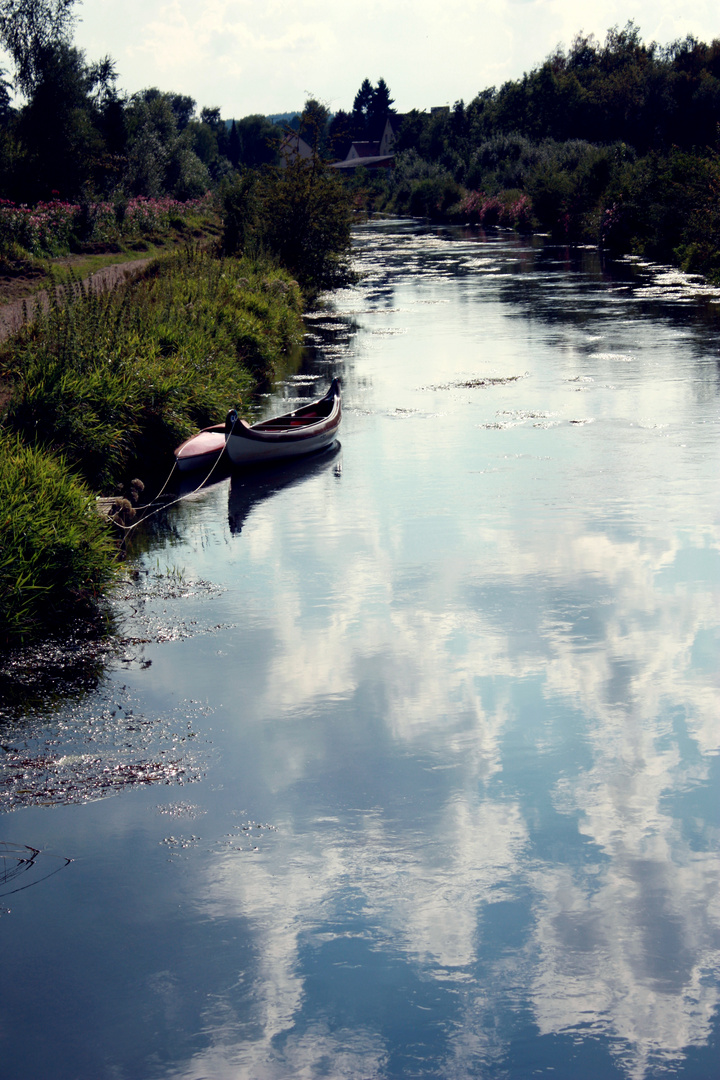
<box><xmin>347</xmin><ymin>141</ymin><xmax>381</xmax><ymax>159</ymax></box>
<box><xmin>278</xmin><ymin>130</ymin><xmax>313</xmax><ymax>166</ymax></box>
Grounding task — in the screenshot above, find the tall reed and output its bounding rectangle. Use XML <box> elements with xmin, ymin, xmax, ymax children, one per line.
<box><xmin>3</xmin><ymin>248</ymin><xmax>304</xmax><ymax>490</ymax></box>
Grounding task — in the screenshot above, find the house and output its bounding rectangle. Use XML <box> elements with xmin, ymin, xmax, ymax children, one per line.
<box><xmin>379</xmin><ymin>114</ymin><xmax>404</xmax><ymax>155</ymax></box>
<box><xmin>279</xmin><ymin>130</ymin><xmax>313</xmax><ymax>168</ymax></box>
<box><xmin>331</xmin><ymin>115</ymin><xmax>404</xmax><ymax>173</ymax></box>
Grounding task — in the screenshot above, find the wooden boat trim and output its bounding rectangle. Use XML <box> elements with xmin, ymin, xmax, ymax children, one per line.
<box><xmin>231</xmin><ymin>409</ymin><xmax>339</xmax><ymax>443</ymax></box>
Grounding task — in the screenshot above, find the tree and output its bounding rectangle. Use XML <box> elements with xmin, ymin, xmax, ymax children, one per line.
<box><xmin>124</xmin><ymin>91</ymin><xmax>176</xmax><ymax>195</ymax></box>
<box><xmin>352</xmin><ymin>79</ymin><xmax>373</xmax><ymax>119</ymax></box>
<box><xmin>0</xmin><ymin>64</ymin><xmax>11</xmax><ymax>121</ymax></box>
<box><xmin>186</xmin><ymin>117</ymin><xmax>215</xmax><ymax>165</ymax></box>
<box><xmin>0</xmin><ymin>65</ymin><xmax>17</xmax><ymax>198</ymax></box>
<box><xmin>256</xmin><ymin>156</ymin><xmax>354</xmax><ymax>292</ymax></box>
<box><xmin>0</xmin><ymin>0</ymin><xmax>77</xmax><ymax>96</ymax></box>
<box><xmin>228</xmin><ymin>119</ymin><xmax>241</xmax><ymax>168</ymax></box>
<box><xmin>350</xmin><ymin>78</ymin><xmax>395</xmax><ymax>141</ymax></box>
<box><xmin>168</xmin><ymin>92</ymin><xmax>195</xmax><ymax>130</ymax></box>
<box><xmin>14</xmin><ymin>41</ymin><xmax>119</xmax><ymax>200</ymax></box>
<box><xmin>235</xmin><ymin>114</ymin><xmax>280</xmax><ymax>167</ymax></box>
<box><xmin>367</xmin><ymin>77</ymin><xmax>395</xmax><ymax>137</ymax></box>
<box><xmin>328</xmin><ymin>108</ymin><xmax>353</xmax><ymax>160</ymax></box>
<box><xmin>200</xmin><ymin>105</ymin><xmax>222</xmax><ymax>130</ymax></box>
<box><xmin>124</xmin><ymin>90</ymin><xmax>210</xmax><ymax>198</ymax></box>
<box><xmin>166</xmin><ymin>132</ymin><xmax>210</xmax><ymax>199</ymax></box>
<box><xmin>0</xmin><ymin>0</ymin><xmax>129</xmax><ymax>201</ymax></box>
<box><xmin>352</xmin><ymin>77</ymin><xmax>374</xmax><ymax>137</ymax></box>
<box><xmin>298</xmin><ymin>97</ymin><xmax>330</xmax><ymax>154</ymax></box>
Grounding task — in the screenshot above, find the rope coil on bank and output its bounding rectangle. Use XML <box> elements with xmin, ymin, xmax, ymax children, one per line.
<box><xmin>104</xmin><ymin>413</ymin><xmax>238</xmax><ymax>534</ymax></box>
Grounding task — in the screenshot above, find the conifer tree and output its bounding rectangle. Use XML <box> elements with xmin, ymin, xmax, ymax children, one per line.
<box><xmin>352</xmin><ymin>78</ymin><xmax>374</xmax><ymax>138</ymax></box>
<box><xmin>368</xmin><ymin>77</ymin><xmax>395</xmax><ymax>137</ymax></box>
<box><xmin>228</xmin><ymin>119</ymin><xmax>241</xmax><ymax>168</ymax></box>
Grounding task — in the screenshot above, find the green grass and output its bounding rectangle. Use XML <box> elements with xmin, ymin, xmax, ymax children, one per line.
<box><xmin>0</xmin><ymin>430</ymin><xmax>118</xmax><ymax>643</ymax></box>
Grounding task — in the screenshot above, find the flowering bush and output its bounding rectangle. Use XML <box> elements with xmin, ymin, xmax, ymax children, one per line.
<box><xmin>0</xmin><ymin>194</ymin><xmax>212</xmax><ymax>256</ymax></box>
<box><xmin>0</xmin><ymin>198</ymin><xmax>77</xmax><ymax>255</ymax></box>
<box><xmin>460</xmin><ymin>190</ymin><xmax>533</xmax><ymax>231</ymax></box>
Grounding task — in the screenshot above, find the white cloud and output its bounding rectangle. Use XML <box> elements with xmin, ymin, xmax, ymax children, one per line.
<box><xmin>67</xmin><ymin>0</ymin><xmax>720</xmax><ymax>116</ymax></box>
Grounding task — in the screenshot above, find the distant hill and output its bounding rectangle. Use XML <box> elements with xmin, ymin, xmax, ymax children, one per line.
<box><xmin>266</xmin><ymin>112</ymin><xmax>301</xmax><ymax>126</ymax></box>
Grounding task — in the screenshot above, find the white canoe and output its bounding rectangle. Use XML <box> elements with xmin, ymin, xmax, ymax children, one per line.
<box><xmin>225</xmin><ymin>378</ymin><xmax>341</xmax><ymax>466</ymax></box>
<box><xmin>174</xmin><ymin>379</ymin><xmax>341</xmax><ymax>471</ymax></box>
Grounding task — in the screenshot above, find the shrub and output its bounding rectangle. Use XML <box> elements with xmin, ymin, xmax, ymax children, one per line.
<box><xmin>258</xmin><ymin>160</ymin><xmax>355</xmax><ymax>293</ymax></box>
<box><xmin>0</xmin><ymin>194</ymin><xmax>214</xmax><ymax>256</ymax></box>
<box><xmin>220</xmin><ymin>172</ymin><xmax>260</xmax><ymax>258</ymax></box>
<box><xmin>220</xmin><ymin>161</ymin><xmax>354</xmax><ymax>294</ymax></box>
<box><xmin>403</xmin><ymin>175</ymin><xmax>463</xmax><ymax>219</ymax></box>
<box><xmin>466</xmin><ymin>133</ymin><xmax>540</xmax><ymax>191</ymax></box>
<box><xmin>460</xmin><ymin>190</ymin><xmax>533</xmax><ymax>230</ymax></box>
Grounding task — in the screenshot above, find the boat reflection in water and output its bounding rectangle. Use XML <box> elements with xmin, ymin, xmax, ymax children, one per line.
<box><xmin>227</xmin><ymin>441</ymin><xmax>342</xmax><ymax>535</ymax></box>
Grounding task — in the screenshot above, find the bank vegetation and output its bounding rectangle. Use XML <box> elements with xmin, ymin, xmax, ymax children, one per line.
<box><xmin>0</xmin><ymin>249</ymin><xmax>311</xmax><ymax>643</ymax></box>
<box><xmin>346</xmin><ymin>27</ymin><xmax>720</xmax><ymax>280</ymax></box>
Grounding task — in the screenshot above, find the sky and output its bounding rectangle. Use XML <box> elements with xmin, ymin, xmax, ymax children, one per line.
<box><xmin>8</xmin><ymin>0</ymin><xmax>720</xmax><ymax>117</ymax></box>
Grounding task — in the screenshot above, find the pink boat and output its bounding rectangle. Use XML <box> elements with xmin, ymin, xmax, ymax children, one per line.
<box><xmin>173</xmin><ymin>427</ymin><xmax>227</xmax><ymax>472</ymax></box>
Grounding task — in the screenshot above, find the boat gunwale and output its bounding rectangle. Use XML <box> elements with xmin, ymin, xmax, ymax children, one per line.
<box><xmin>228</xmin><ymin>381</ymin><xmax>341</xmax><ymax>446</ymax></box>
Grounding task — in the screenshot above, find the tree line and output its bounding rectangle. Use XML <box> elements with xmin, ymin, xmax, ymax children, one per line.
<box><xmin>358</xmin><ymin>24</ymin><xmax>720</xmax><ymax>279</ymax></box>
<box><xmin>0</xmin><ymin>1</ymin><xmax>401</xmax><ymax>206</ymax></box>
<box><xmin>0</xmin><ymin>0</ymin><xmax>287</xmax><ymax>204</ymax></box>
<box><xmin>3</xmin><ymin>4</ymin><xmax>720</xmax><ymax>281</ymax></box>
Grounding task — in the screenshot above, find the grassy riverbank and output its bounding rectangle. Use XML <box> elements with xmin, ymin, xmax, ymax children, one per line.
<box><xmin>0</xmin><ymin>247</ymin><xmax>304</xmax><ymax>643</ymax></box>
<box><xmin>0</xmin><ymin>430</ymin><xmax>117</xmax><ymax>643</ymax></box>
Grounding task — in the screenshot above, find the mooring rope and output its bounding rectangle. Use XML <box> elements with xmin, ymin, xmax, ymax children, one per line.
<box><xmin>109</xmin><ymin>418</ymin><xmax>237</xmax><ymax>534</ymax></box>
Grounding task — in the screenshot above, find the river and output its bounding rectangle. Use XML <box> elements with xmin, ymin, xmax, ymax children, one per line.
<box><xmin>2</xmin><ymin>219</ymin><xmax>719</xmax><ymax>1080</ymax></box>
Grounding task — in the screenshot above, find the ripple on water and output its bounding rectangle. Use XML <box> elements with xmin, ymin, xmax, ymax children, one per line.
<box><xmin>0</xmin><ymin>842</ymin><xmax>73</xmax><ymax>912</ymax></box>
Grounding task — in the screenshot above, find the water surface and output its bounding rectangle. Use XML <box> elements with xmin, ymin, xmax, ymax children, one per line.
<box><xmin>2</xmin><ymin>221</ymin><xmax>719</xmax><ymax>1080</ymax></box>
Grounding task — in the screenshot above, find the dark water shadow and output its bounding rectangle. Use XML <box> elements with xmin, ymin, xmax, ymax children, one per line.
<box><xmin>0</xmin><ymin>617</ymin><xmax>117</xmax><ymax>722</ymax></box>
<box><xmin>228</xmin><ymin>442</ymin><xmax>342</xmax><ymax>535</ymax></box>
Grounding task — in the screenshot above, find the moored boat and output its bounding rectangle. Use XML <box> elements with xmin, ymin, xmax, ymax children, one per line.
<box><xmin>173</xmin><ymin>378</ymin><xmax>341</xmax><ymax>471</ymax></box>
<box><xmin>173</xmin><ymin>426</ymin><xmax>227</xmax><ymax>472</ymax></box>
<box><xmin>224</xmin><ymin>378</ymin><xmax>341</xmax><ymax>466</ymax></box>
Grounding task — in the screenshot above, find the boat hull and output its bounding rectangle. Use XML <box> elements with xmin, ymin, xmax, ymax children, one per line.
<box><xmin>174</xmin><ymin>427</ymin><xmax>226</xmax><ymax>472</ymax></box>
<box><xmin>224</xmin><ymin>380</ymin><xmax>341</xmax><ymax>466</ymax></box>
<box><xmin>225</xmin><ymin>424</ymin><xmax>339</xmax><ymax>464</ymax></box>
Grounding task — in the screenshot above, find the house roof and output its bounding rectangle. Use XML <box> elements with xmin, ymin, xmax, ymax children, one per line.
<box><xmin>331</xmin><ymin>155</ymin><xmax>395</xmax><ymax>171</ymax></box>
<box><xmin>349</xmin><ymin>141</ymin><xmax>381</xmax><ymax>158</ymax></box>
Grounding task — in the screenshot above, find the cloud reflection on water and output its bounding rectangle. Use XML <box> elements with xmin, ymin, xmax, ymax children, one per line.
<box><xmin>156</xmin><ymin>462</ymin><xmax>720</xmax><ymax>1078</ymax></box>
